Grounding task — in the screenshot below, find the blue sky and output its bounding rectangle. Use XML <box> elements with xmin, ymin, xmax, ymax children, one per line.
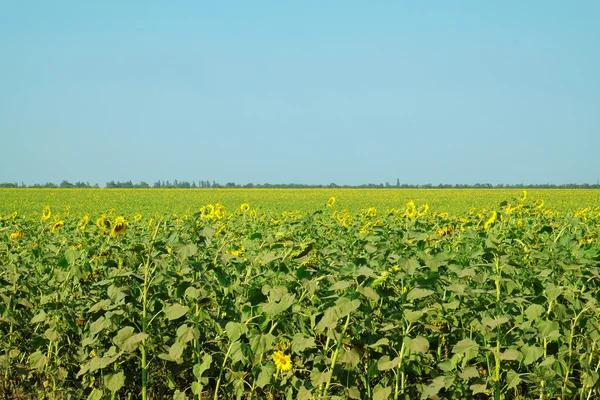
<box><xmin>1</xmin><ymin>1</ymin><xmax>599</xmax><ymax>186</ymax></box>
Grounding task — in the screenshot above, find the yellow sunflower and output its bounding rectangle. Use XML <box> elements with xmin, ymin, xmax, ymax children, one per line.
<box><xmin>238</xmin><ymin>203</ymin><xmax>250</xmax><ymax>213</ymax></box>
<box><xmin>272</xmin><ymin>350</ymin><xmax>292</xmax><ymax>372</ymax></box>
<box><xmin>484</xmin><ymin>211</ymin><xmax>497</xmax><ymax>230</ymax></box>
<box><xmin>111</xmin><ymin>216</ymin><xmax>128</xmax><ymax>237</ymax></box>
<box><xmin>326</xmin><ymin>196</ymin><xmax>336</xmax><ymax>207</ymax></box>
<box><xmin>42</xmin><ymin>205</ymin><xmax>52</xmax><ymax>221</ymax></box>
<box><xmin>9</xmin><ymin>231</ymin><xmax>26</xmax><ymax>240</ymax></box>
<box><xmin>52</xmin><ymin>220</ymin><xmax>64</xmax><ymax>233</ymax></box>
<box><xmin>96</xmin><ymin>215</ymin><xmax>110</xmax><ymax>230</ymax></box>
<box><xmin>405</xmin><ymin>200</ymin><xmax>416</xmax><ymax>219</ymax></box>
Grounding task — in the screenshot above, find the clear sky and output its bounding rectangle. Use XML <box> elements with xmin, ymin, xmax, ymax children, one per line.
<box><xmin>1</xmin><ymin>1</ymin><xmax>599</xmax><ymax>186</ymax></box>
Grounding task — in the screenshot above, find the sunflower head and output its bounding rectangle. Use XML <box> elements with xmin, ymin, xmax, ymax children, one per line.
<box><xmin>42</xmin><ymin>206</ymin><xmax>52</xmax><ymax>221</ymax></box>
<box><xmin>326</xmin><ymin>197</ymin><xmax>336</xmax><ymax>207</ymax></box>
<box><xmin>52</xmin><ymin>220</ymin><xmax>64</xmax><ymax>233</ymax></box>
<box><xmin>111</xmin><ymin>216</ymin><xmax>128</xmax><ymax>237</ymax></box>
<box><xmin>96</xmin><ymin>215</ymin><xmax>110</xmax><ymax>230</ymax></box>
<box><xmin>9</xmin><ymin>231</ymin><xmax>26</xmax><ymax>240</ymax></box>
<box><xmin>239</xmin><ymin>203</ymin><xmax>250</xmax><ymax>213</ymax></box>
<box><xmin>272</xmin><ymin>350</ymin><xmax>292</xmax><ymax>372</ymax></box>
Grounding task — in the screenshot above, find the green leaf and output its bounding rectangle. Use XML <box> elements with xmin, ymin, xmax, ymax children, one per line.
<box><xmin>339</xmin><ymin>348</ymin><xmax>360</xmax><ymax>366</ymax></box>
<box><xmin>292</xmin><ymin>334</ymin><xmax>316</xmax><ymax>354</ymax></box>
<box><xmin>225</xmin><ymin>322</ymin><xmax>248</xmax><ymax>342</ymax></box>
<box><xmin>164</xmin><ymin>303</ymin><xmax>189</xmax><ymax>321</ymax></box>
<box><xmin>337</xmin><ymin>298</ymin><xmax>361</xmax><ymax>318</ymax></box>
<box><xmin>377</xmin><ymin>355</ymin><xmax>401</xmax><ymax>371</ymax></box>
<box><xmin>310</xmin><ymin>370</ymin><xmax>330</xmax><ymax>386</ymax></box>
<box><xmin>256</xmin><ymin>362</ymin><xmax>275</xmax><ymax>388</ymax></box>
<box><xmin>113</xmin><ymin>327</ymin><xmax>148</xmax><ymax>352</ymax></box>
<box><xmin>29</xmin><ymin>351</ymin><xmax>48</xmax><ymax>370</ymax></box>
<box><xmin>298</xmin><ymin>386</ymin><xmax>313</xmax><ymax>400</ymax></box>
<box><xmin>506</xmin><ymin>369</ymin><xmax>521</xmax><ymax>390</ymax></box>
<box><xmin>113</xmin><ymin>326</ymin><xmax>135</xmax><ymax>346</ymax></box>
<box><xmin>452</xmin><ymin>338</ymin><xmax>478</xmax><ymax>354</ymax></box>
<box><xmin>483</xmin><ymin>316</ymin><xmax>509</xmax><ymax>329</ymax></box>
<box><xmin>104</xmin><ymin>372</ymin><xmax>125</xmax><ymax>393</ymax></box>
<box><xmin>176</xmin><ymin>243</ymin><xmax>198</xmax><ymax>258</ymax></box>
<box><xmin>330</xmin><ymin>281</ymin><xmax>351</xmax><ymax>291</ymax></box>
<box><xmin>404</xmin><ymin>310</ymin><xmax>424</xmax><ymax>323</ymax></box>
<box><xmin>173</xmin><ymin>390</ymin><xmax>187</xmax><ymax>400</ymax></box>
<box><xmin>168</xmin><ymin>341</ymin><xmax>185</xmax><ymax>361</ymax></box>
<box><xmin>193</xmin><ymin>353</ymin><xmax>212</xmax><ymax>379</ymax></box>
<box><xmin>523</xmin><ymin>345</ymin><xmax>544</xmax><ymax>365</ymax></box>
<box><xmin>409</xmin><ymin>336</ymin><xmax>430</xmax><ymax>354</ymax></box>
<box><xmin>86</xmin><ymin>389</ymin><xmax>103</xmax><ymax>400</ymax></box>
<box><xmin>30</xmin><ymin>310</ymin><xmax>47</xmax><ymax>324</ymax></box>
<box><xmin>107</xmin><ymin>285</ymin><xmax>126</xmax><ymax>304</ymax></box>
<box><xmin>406</xmin><ymin>288</ymin><xmax>434</xmax><ymax>302</ymax></box>
<box><xmin>44</xmin><ymin>328</ymin><xmax>61</xmax><ymax>342</ymax></box>
<box><xmin>89</xmin><ymin>316</ymin><xmax>111</xmax><ymax>336</ymax></box>
<box><xmin>88</xmin><ymin>299</ymin><xmax>111</xmax><ymax>313</ymax></box>
<box><xmin>347</xmin><ymin>387</ymin><xmax>362</xmax><ymax>399</ymax></box>
<box><xmin>176</xmin><ymin>324</ymin><xmax>199</xmax><ymax>344</ymax></box>
<box><xmin>497</xmin><ymin>349</ymin><xmax>521</xmax><ymax>361</ymax></box>
<box><xmin>470</xmin><ymin>383</ymin><xmax>487</xmax><ymax>395</ymax></box>
<box><xmin>459</xmin><ymin>366</ymin><xmax>478</xmax><ymax>379</ymax></box>
<box><xmin>357</xmin><ymin>285</ymin><xmax>380</xmax><ymax>301</ymax></box>
<box><xmin>316</xmin><ymin>307</ymin><xmax>340</xmax><ymax>332</ymax></box>
<box><xmin>372</xmin><ymin>384</ymin><xmax>392</xmax><ymax>400</ymax></box>
<box><xmin>262</xmin><ymin>293</ymin><xmax>295</xmax><ymax>316</ymax></box>
<box><xmin>524</xmin><ymin>304</ymin><xmax>545</xmax><ymax>321</ymax></box>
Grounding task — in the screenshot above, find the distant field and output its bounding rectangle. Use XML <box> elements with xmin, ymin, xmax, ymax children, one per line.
<box><xmin>0</xmin><ymin>188</ymin><xmax>598</xmax><ymax>217</ymax></box>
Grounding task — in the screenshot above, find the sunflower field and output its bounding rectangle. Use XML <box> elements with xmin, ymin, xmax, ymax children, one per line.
<box><xmin>2</xmin><ymin>190</ymin><xmax>600</xmax><ymax>399</ymax></box>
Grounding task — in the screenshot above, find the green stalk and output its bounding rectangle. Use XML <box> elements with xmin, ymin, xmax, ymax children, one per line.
<box><xmin>214</xmin><ymin>341</ymin><xmax>235</xmax><ymax>400</ymax></box>
<box><xmin>321</xmin><ymin>313</ymin><xmax>351</xmax><ymax>399</ymax></box>
<box><xmin>140</xmin><ymin>220</ymin><xmax>161</xmax><ymax>400</ymax></box>
<box><xmin>393</xmin><ymin>341</ymin><xmax>406</xmax><ymax>400</ymax></box>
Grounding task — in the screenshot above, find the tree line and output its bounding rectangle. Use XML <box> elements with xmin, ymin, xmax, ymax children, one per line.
<box><xmin>1</xmin><ymin>180</ymin><xmax>600</xmax><ymax>189</ymax></box>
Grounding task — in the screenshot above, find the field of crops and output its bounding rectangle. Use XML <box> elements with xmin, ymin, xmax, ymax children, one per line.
<box><xmin>2</xmin><ymin>189</ymin><xmax>600</xmax><ymax>399</ymax></box>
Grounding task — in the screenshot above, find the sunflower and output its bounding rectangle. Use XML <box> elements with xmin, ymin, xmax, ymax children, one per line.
<box><xmin>326</xmin><ymin>196</ymin><xmax>336</xmax><ymax>207</ymax></box>
<box><xmin>365</xmin><ymin>207</ymin><xmax>377</xmax><ymax>217</ymax></box>
<box><xmin>42</xmin><ymin>205</ymin><xmax>52</xmax><ymax>221</ymax></box>
<box><xmin>78</xmin><ymin>215</ymin><xmax>89</xmax><ymax>232</ymax></box>
<box><xmin>272</xmin><ymin>350</ymin><xmax>292</xmax><ymax>372</ymax></box>
<box><xmin>9</xmin><ymin>231</ymin><xmax>26</xmax><ymax>240</ymax></box>
<box><xmin>52</xmin><ymin>220</ymin><xmax>64</xmax><ymax>233</ymax></box>
<box><xmin>238</xmin><ymin>203</ymin><xmax>250</xmax><ymax>213</ymax></box>
<box><xmin>484</xmin><ymin>211</ymin><xmax>497</xmax><ymax>230</ymax></box>
<box><xmin>111</xmin><ymin>216</ymin><xmax>128</xmax><ymax>237</ymax></box>
<box><xmin>405</xmin><ymin>200</ymin><xmax>416</xmax><ymax>219</ymax></box>
<box><xmin>96</xmin><ymin>215</ymin><xmax>110</xmax><ymax>230</ymax></box>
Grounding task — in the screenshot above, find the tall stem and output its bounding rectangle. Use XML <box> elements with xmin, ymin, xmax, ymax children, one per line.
<box><xmin>140</xmin><ymin>220</ymin><xmax>161</xmax><ymax>400</ymax></box>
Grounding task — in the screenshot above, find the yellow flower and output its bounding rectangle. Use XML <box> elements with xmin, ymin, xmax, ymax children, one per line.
<box><xmin>9</xmin><ymin>231</ymin><xmax>26</xmax><ymax>240</ymax></box>
<box><xmin>78</xmin><ymin>215</ymin><xmax>89</xmax><ymax>232</ymax></box>
<box><xmin>111</xmin><ymin>216</ymin><xmax>128</xmax><ymax>237</ymax></box>
<box><xmin>272</xmin><ymin>350</ymin><xmax>292</xmax><ymax>372</ymax></box>
<box><xmin>239</xmin><ymin>203</ymin><xmax>250</xmax><ymax>213</ymax></box>
<box><xmin>42</xmin><ymin>205</ymin><xmax>52</xmax><ymax>221</ymax></box>
<box><xmin>326</xmin><ymin>197</ymin><xmax>336</xmax><ymax>207</ymax></box>
<box><xmin>405</xmin><ymin>201</ymin><xmax>416</xmax><ymax>218</ymax></box>
<box><xmin>52</xmin><ymin>220</ymin><xmax>64</xmax><ymax>233</ymax></box>
<box><xmin>366</xmin><ymin>207</ymin><xmax>377</xmax><ymax>217</ymax></box>
<box><xmin>484</xmin><ymin>211</ymin><xmax>497</xmax><ymax>230</ymax></box>
<box><xmin>417</xmin><ymin>203</ymin><xmax>429</xmax><ymax>216</ymax></box>
<box><xmin>133</xmin><ymin>213</ymin><xmax>143</xmax><ymax>221</ymax></box>
<box><xmin>96</xmin><ymin>215</ymin><xmax>110</xmax><ymax>230</ymax></box>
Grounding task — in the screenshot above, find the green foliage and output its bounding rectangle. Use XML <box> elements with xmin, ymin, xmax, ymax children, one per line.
<box><xmin>1</xmin><ymin>192</ymin><xmax>600</xmax><ymax>399</ymax></box>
